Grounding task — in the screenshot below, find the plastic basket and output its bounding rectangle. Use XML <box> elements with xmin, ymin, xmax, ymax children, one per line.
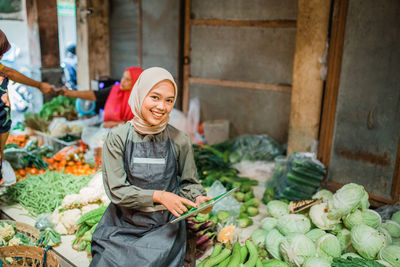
<box><xmin>0</xmin><ymin>246</ymin><xmax>59</xmax><ymax>267</ymax></box>
<box><xmin>32</xmin><ymin>131</ymin><xmax>77</xmax><ymax>152</ymax></box>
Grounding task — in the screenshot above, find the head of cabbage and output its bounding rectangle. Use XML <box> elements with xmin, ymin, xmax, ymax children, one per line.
<box><xmin>336</xmin><ymin>228</ymin><xmax>351</xmax><ymax>252</ymax></box>
<box><xmin>305</xmin><ymin>229</ymin><xmax>326</xmax><ymax>242</ymax></box>
<box><xmin>351</xmin><ymin>224</ymin><xmax>386</xmax><ymax>260</ymax></box>
<box><xmin>261</xmin><ymin>217</ymin><xmax>277</xmax><ymax>233</ymax></box>
<box><xmin>316</xmin><ymin>234</ymin><xmax>341</xmax><ymax>262</ymax></box>
<box><xmin>302</xmin><ymin>257</ymin><xmax>331</xmax><ymax>267</ymax></box>
<box><xmin>378</xmin><ymin>245</ymin><xmax>400</xmax><ymax>267</ymax></box>
<box><xmin>392</xmin><ymin>210</ymin><xmax>400</xmax><ymax>224</ymax></box>
<box><xmin>312</xmin><ymin>189</ymin><xmax>333</xmax><ymax>203</ymax></box>
<box><xmin>382</xmin><ymin>220</ymin><xmax>400</xmax><ymax>238</ymax></box>
<box><xmin>266</xmin><ymin>200</ymin><xmax>289</xmax><ymax>218</ymax></box>
<box><xmin>265</xmin><ymin>228</ymin><xmax>285</xmax><ymax>260</ymax></box>
<box><xmin>277</xmin><ymin>214</ymin><xmax>311</xmax><ymax>236</ymax></box>
<box><xmin>280</xmin><ymin>233</ymin><xmax>316</xmax><ymax>267</ymax></box>
<box><xmin>309</xmin><ymin>203</ymin><xmax>340</xmax><ymax>230</ymax></box>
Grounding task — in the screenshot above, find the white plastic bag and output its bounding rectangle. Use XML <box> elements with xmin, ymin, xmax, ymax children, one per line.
<box><xmin>208</xmin><ymin>181</ymin><xmax>241</xmax><ymax>218</ymax></box>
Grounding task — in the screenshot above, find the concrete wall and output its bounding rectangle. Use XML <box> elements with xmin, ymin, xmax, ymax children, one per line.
<box><xmin>328</xmin><ymin>0</ymin><xmax>400</xmax><ymax>199</ymax></box>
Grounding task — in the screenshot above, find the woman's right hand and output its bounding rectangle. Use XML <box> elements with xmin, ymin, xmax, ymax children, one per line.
<box><xmin>153</xmin><ymin>190</ymin><xmax>197</xmax><ymax>217</ymax></box>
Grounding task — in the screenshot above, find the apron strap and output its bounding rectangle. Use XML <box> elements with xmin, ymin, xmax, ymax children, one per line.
<box><xmin>136</xmin><ymin>204</ymin><xmax>168</xmax><ymax>212</ymax></box>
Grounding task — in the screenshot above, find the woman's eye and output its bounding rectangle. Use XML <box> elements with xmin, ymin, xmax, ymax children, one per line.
<box><xmin>166</xmin><ymin>99</ymin><xmax>173</xmax><ymax>103</ymax></box>
<box><xmin>151</xmin><ymin>95</ymin><xmax>158</xmax><ymax>100</ymax></box>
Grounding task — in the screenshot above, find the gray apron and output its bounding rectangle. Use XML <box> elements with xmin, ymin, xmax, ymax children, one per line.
<box><xmin>90</xmin><ymin>128</ymin><xmax>186</xmax><ymax>267</ymax></box>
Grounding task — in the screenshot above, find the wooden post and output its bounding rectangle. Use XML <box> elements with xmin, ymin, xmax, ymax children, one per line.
<box><xmin>138</xmin><ymin>0</ymin><xmax>143</xmax><ymax>68</ymax></box>
<box><xmin>76</xmin><ymin>0</ymin><xmax>110</xmax><ymax>90</ymax></box>
<box><xmin>287</xmin><ymin>0</ymin><xmax>332</xmax><ymax>155</ymax></box>
<box><xmin>182</xmin><ymin>0</ymin><xmax>191</xmax><ymax>113</ymax></box>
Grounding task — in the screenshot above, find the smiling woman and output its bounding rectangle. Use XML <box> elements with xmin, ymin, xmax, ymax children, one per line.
<box><xmin>90</xmin><ymin>67</ymin><xmax>211</xmax><ymax>267</ymax></box>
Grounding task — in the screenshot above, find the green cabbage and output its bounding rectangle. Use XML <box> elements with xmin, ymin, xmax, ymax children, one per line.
<box><xmin>392</xmin><ymin>211</ymin><xmax>400</xmax><ymax>225</ymax></box>
<box><xmin>312</xmin><ymin>189</ymin><xmax>334</xmax><ymax>203</ymax></box>
<box><xmin>336</xmin><ymin>228</ymin><xmax>352</xmax><ymax>252</ymax></box>
<box><xmin>310</xmin><ymin>203</ymin><xmax>341</xmax><ymax>230</ymax></box>
<box><xmin>382</xmin><ymin>220</ymin><xmax>400</xmax><ymax>238</ymax></box>
<box><xmin>328</xmin><ymin>183</ymin><xmax>368</xmax><ymax>220</ymax></box>
<box><xmin>361</xmin><ymin>209</ymin><xmax>382</xmax><ymax>229</ymax></box>
<box><xmin>393</xmin><ymin>238</ymin><xmax>400</xmax><ymax>246</ymax></box>
<box><xmin>341</xmin><ymin>252</ymin><xmax>362</xmax><ymax>259</ymax></box>
<box><xmin>303</xmin><ymin>257</ymin><xmax>331</xmax><ymax>267</ymax></box>
<box><xmin>262</xmin><ymin>259</ymin><xmax>290</xmax><ymax>267</ymax></box>
<box><xmin>343</xmin><ymin>210</ymin><xmax>363</xmax><ymax>229</ymax></box>
<box><xmin>351</xmin><ymin>224</ymin><xmax>386</xmax><ymax>260</ymax></box>
<box><xmin>280</xmin><ymin>233</ymin><xmax>316</xmax><ymax>267</ymax></box>
<box><xmin>316</xmin><ymin>234</ymin><xmax>341</xmax><ymax>262</ymax></box>
<box><xmin>277</xmin><ymin>214</ymin><xmax>311</xmax><ymax>236</ymax></box>
<box><xmin>375</xmin><ymin>260</ymin><xmax>393</xmax><ymax>267</ymax></box>
<box><xmin>378</xmin><ymin>245</ymin><xmax>400</xmax><ymax>267</ymax></box>
<box><xmin>251</xmin><ymin>229</ymin><xmax>268</xmax><ymax>248</ymax></box>
<box><xmin>261</xmin><ymin>217</ymin><xmax>277</xmax><ymax>233</ymax></box>
<box><xmin>306</xmin><ymin>229</ymin><xmax>326</xmax><ymax>242</ymax></box>
<box><xmin>265</xmin><ymin>228</ymin><xmax>285</xmax><ymax>260</ymax></box>
<box><xmin>377</xmin><ymin>226</ymin><xmax>393</xmax><ymax>245</ymax></box>
<box><xmin>266</xmin><ymin>200</ymin><xmax>289</xmax><ymax>218</ymax></box>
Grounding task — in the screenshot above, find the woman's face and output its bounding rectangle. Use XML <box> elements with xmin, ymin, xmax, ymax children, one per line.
<box><xmin>120</xmin><ymin>70</ymin><xmax>133</xmax><ymax>91</ymax></box>
<box><xmin>141</xmin><ymin>80</ymin><xmax>175</xmax><ymax>126</ymax></box>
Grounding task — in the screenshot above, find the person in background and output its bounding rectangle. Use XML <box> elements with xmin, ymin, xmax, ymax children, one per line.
<box><xmin>90</xmin><ymin>67</ymin><xmax>212</xmax><ymax>266</ymax></box>
<box><xmin>59</xmin><ymin>66</ymin><xmax>143</xmax><ymax>128</ymax></box>
<box><xmin>0</xmin><ymin>29</ymin><xmax>54</xmax><ymax>185</ymax></box>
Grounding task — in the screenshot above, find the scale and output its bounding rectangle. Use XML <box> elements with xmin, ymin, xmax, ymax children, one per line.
<box><xmin>170</xmin><ymin>187</ymin><xmax>239</xmax><ymax>224</ymax></box>
<box><xmin>76</xmin><ymin>98</ymin><xmax>96</xmax><ymax>117</ymax></box>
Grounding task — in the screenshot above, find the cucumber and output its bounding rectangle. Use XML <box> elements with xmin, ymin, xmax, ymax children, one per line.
<box><xmin>286</xmin><ymin>172</ymin><xmax>320</xmax><ymax>188</ymax></box>
<box><xmin>240</xmin><ymin>245</ymin><xmax>248</xmax><ymax>263</ymax></box>
<box><xmin>243</xmin><ymin>240</ymin><xmax>258</xmax><ymax>267</ymax></box>
<box><xmin>292</xmin><ymin>159</ymin><xmax>325</xmax><ymax>176</ymax></box>
<box><xmin>285</xmin><ymin>179</ymin><xmax>318</xmax><ymax>195</ymax></box>
<box><xmin>227</xmin><ymin>242</ymin><xmax>241</xmax><ymax>267</ymax></box>
<box><xmin>210</xmin><ymin>244</ymin><xmax>223</xmax><ymax>258</ymax></box>
<box><xmin>291</xmin><ymin>166</ymin><xmax>324</xmax><ymax>182</ymax></box>
<box><xmin>203</xmin><ymin>248</ymin><xmax>231</xmax><ymax>267</ymax></box>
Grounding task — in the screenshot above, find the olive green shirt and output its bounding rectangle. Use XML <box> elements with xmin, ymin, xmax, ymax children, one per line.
<box><xmin>102</xmin><ymin>123</ymin><xmax>206</xmax><ymax>209</ymax></box>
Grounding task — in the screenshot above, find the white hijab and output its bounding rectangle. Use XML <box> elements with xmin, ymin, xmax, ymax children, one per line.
<box><xmin>128</xmin><ymin>67</ymin><xmax>177</xmax><ymax>135</ymax></box>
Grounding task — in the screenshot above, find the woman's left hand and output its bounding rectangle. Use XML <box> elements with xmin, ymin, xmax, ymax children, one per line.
<box><xmin>195</xmin><ymin>195</ymin><xmax>213</xmax><ymax>214</ymax></box>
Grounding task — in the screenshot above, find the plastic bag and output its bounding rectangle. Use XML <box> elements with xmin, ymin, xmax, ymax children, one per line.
<box><xmin>208</xmin><ymin>181</ymin><xmax>241</xmax><ymax>218</ymax></box>
<box><xmin>229</xmin><ymin>134</ymin><xmax>284</xmax><ymax>163</ymax></box>
<box><xmin>375</xmin><ymin>205</ymin><xmax>400</xmax><ymax>221</ymax></box>
<box><xmin>81</xmin><ymin>126</ymin><xmax>109</xmax><ymax>149</ymax></box>
<box><xmin>35</xmin><ymin>213</ymin><xmax>54</xmax><ymax>230</ymax></box>
<box><xmin>231</xmin><ymin>160</ymin><xmax>275</xmax><ymax>183</ymax></box>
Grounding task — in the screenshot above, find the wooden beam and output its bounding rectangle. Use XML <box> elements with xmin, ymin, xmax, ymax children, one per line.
<box><xmin>317</xmin><ymin>0</ymin><xmax>349</xmax><ymax>167</ymax></box>
<box><xmin>25</xmin><ymin>0</ymin><xmax>41</xmax><ymax>68</ymax></box>
<box><xmin>191</xmin><ymin>19</ymin><xmax>296</xmax><ymax>28</ymax></box>
<box><xmin>189</xmin><ymin>77</ymin><xmax>291</xmax><ymax>93</ymax></box>
<box><xmin>182</xmin><ymin>0</ymin><xmax>191</xmax><ymax>113</ymax></box>
<box><xmin>287</xmin><ymin>0</ymin><xmax>332</xmax><ymax>155</ymax></box>
<box><xmin>391</xmin><ymin>140</ymin><xmax>400</xmax><ymax>202</ymax></box>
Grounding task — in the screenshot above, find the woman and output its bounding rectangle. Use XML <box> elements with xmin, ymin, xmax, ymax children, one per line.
<box><xmin>60</xmin><ymin>67</ymin><xmax>143</xmax><ymax>128</ymax></box>
<box><xmin>90</xmin><ymin>67</ymin><xmax>211</xmax><ymax>267</ymax></box>
<box><xmin>0</xmin><ymin>29</ymin><xmax>54</xmax><ymax>184</ymax></box>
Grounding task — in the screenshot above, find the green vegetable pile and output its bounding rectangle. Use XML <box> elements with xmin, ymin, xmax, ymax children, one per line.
<box><xmin>0</xmin><ymin>222</ymin><xmax>35</xmax><ymax>247</ymax></box>
<box><xmin>73</xmin><ymin>206</ymin><xmax>107</xmax><ymax>256</ymax></box>
<box><xmin>2</xmin><ymin>171</ymin><xmax>93</xmax><ymax>217</ymax></box>
<box><xmin>36</xmin><ymin>228</ymin><xmax>61</xmax><ymax>247</ymax></box>
<box><xmin>40</xmin><ymin>95</ymin><xmax>77</xmax><ymax>121</ymax></box>
<box><xmin>4</xmin><ymin>140</ymin><xmax>53</xmax><ymax>170</ymax></box>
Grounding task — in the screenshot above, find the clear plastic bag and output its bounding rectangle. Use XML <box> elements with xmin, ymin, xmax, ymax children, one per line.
<box><xmin>208</xmin><ymin>181</ymin><xmax>241</xmax><ymax>218</ymax></box>
<box><xmin>229</xmin><ymin>134</ymin><xmax>284</xmax><ymax>163</ymax></box>
<box><xmin>375</xmin><ymin>205</ymin><xmax>400</xmax><ymax>221</ymax></box>
<box><xmin>35</xmin><ymin>213</ymin><xmax>54</xmax><ymax>230</ymax></box>
<box><xmin>81</xmin><ymin>126</ymin><xmax>109</xmax><ymax>149</ymax></box>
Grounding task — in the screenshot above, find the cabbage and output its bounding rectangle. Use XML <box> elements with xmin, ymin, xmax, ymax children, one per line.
<box><xmin>328</xmin><ymin>183</ymin><xmax>368</xmax><ymax>219</ymax></box>
<box><xmin>310</xmin><ymin>203</ymin><xmax>341</xmax><ymax>230</ymax></box>
<box><xmin>393</xmin><ymin>238</ymin><xmax>400</xmax><ymax>246</ymax></box>
<box><xmin>376</xmin><ymin>260</ymin><xmax>393</xmax><ymax>267</ymax></box>
<box><xmin>306</xmin><ymin>229</ymin><xmax>326</xmax><ymax>242</ymax></box>
<box><xmin>262</xmin><ymin>259</ymin><xmax>290</xmax><ymax>267</ymax></box>
<box><xmin>351</xmin><ymin>224</ymin><xmax>386</xmax><ymax>260</ymax></box>
<box><xmin>360</xmin><ymin>189</ymin><xmax>370</xmax><ymax>210</ymax></box>
<box><xmin>302</xmin><ymin>257</ymin><xmax>331</xmax><ymax>267</ymax></box>
<box><xmin>312</xmin><ymin>189</ymin><xmax>334</xmax><ymax>203</ymax></box>
<box><xmin>361</xmin><ymin>209</ymin><xmax>382</xmax><ymax>229</ymax></box>
<box><xmin>341</xmin><ymin>252</ymin><xmax>362</xmax><ymax>259</ymax></box>
<box><xmin>336</xmin><ymin>228</ymin><xmax>351</xmax><ymax>252</ymax></box>
<box><xmin>266</xmin><ymin>200</ymin><xmax>289</xmax><ymax>218</ymax></box>
<box><xmin>392</xmin><ymin>211</ymin><xmax>400</xmax><ymax>225</ymax></box>
<box><xmin>277</xmin><ymin>214</ymin><xmax>311</xmax><ymax>236</ymax></box>
<box><xmin>343</xmin><ymin>209</ymin><xmax>363</xmax><ymax>229</ymax></box>
<box><xmin>378</xmin><ymin>245</ymin><xmax>400</xmax><ymax>267</ymax></box>
<box><xmin>265</xmin><ymin>228</ymin><xmax>285</xmax><ymax>260</ymax></box>
<box><xmin>377</xmin><ymin>226</ymin><xmax>393</xmax><ymax>245</ymax></box>
<box><xmin>382</xmin><ymin>220</ymin><xmax>400</xmax><ymax>238</ymax></box>
<box><xmin>251</xmin><ymin>229</ymin><xmax>268</xmax><ymax>248</ymax></box>
<box><xmin>261</xmin><ymin>217</ymin><xmax>277</xmax><ymax>233</ymax></box>
<box><xmin>280</xmin><ymin>233</ymin><xmax>316</xmax><ymax>267</ymax></box>
<box><xmin>316</xmin><ymin>234</ymin><xmax>341</xmax><ymax>262</ymax></box>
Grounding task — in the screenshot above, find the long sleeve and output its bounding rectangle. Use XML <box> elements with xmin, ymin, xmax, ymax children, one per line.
<box><xmin>102</xmin><ymin>127</ymin><xmax>155</xmax><ymax>208</ymax></box>
<box><xmin>176</xmin><ymin>132</ymin><xmax>207</xmax><ymax>202</ymax></box>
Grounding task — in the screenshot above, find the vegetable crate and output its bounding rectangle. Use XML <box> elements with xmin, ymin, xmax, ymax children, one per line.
<box><xmin>0</xmin><ymin>220</ymin><xmax>40</xmax><ymax>243</ymax></box>
<box><xmin>33</xmin><ymin>131</ymin><xmax>77</xmax><ymax>152</ymax></box>
<box><xmin>0</xmin><ymin>245</ymin><xmax>59</xmax><ymax>267</ymax></box>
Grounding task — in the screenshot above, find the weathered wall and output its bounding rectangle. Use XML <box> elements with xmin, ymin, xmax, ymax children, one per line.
<box><xmin>188</xmin><ymin>0</ymin><xmax>297</xmax><ymax>143</ymax></box>
<box><xmin>328</xmin><ymin>0</ymin><xmax>400</xmax><ymax>199</ymax></box>
<box><xmin>109</xmin><ymin>0</ymin><xmax>180</xmax><ymax>79</ymax></box>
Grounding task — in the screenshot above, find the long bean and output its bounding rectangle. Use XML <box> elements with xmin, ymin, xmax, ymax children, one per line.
<box><xmin>2</xmin><ymin>171</ymin><xmax>93</xmax><ymax>217</ymax></box>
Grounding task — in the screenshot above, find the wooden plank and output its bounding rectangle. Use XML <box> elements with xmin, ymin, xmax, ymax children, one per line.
<box><xmin>191</xmin><ymin>19</ymin><xmax>296</xmax><ymax>28</ymax></box>
<box><xmin>317</xmin><ymin>0</ymin><xmax>349</xmax><ymax>166</ymax></box>
<box><xmin>189</xmin><ymin>77</ymin><xmax>291</xmax><ymax>93</ymax></box>
<box><xmin>138</xmin><ymin>0</ymin><xmax>143</xmax><ymax>68</ymax></box>
<box><xmin>25</xmin><ymin>0</ymin><xmax>41</xmax><ymax>68</ymax></box>
<box><xmin>391</xmin><ymin>140</ymin><xmax>400</xmax><ymax>202</ymax></box>
<box><xmin>322</xmin><ymin>181</ymin><xmax>394</xmax><ymax>207</ymax></box>
<box><xmin>176</xmin><ymin>0</ymin><xmax>185</xmax><ymax>110</ymax></box>
<box><xmin>286</xmin><ymin>0</ymin><xmax>332</xmax><ymax>155</ymax></box>
<box><xmin>182</xmin><ymin>0</ymin><xmax>191</xmax><ymax>113</ymax></box>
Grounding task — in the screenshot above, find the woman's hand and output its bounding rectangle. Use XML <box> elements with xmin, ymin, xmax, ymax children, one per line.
<box><xmin>153</xmin><ymin>191</ymin><xmax>197</xmax><ymax>217</ymax></box>
<box><xmin>39</xmin><ymin>82</ymin><xmax>55</xmax><ymax>94</ymax></box>
<box><xmin>195</xmin><ymin>195</ymin><xmax>213</xmax><ymax>214</ymax></box>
